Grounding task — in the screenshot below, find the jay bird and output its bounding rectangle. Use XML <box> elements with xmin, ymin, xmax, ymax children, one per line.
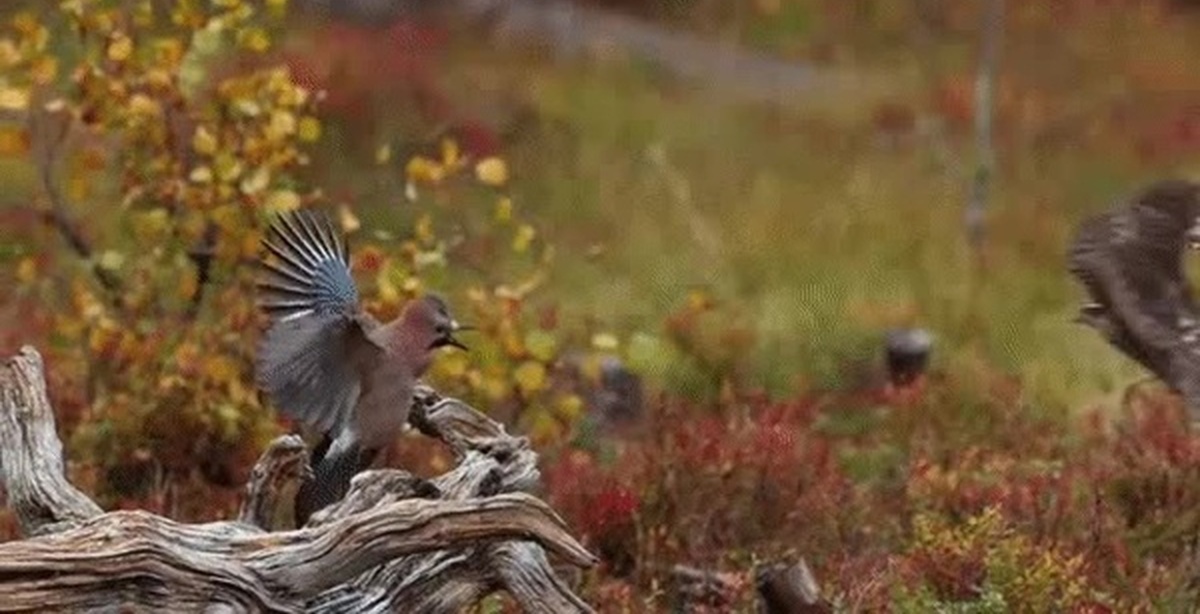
<box><xmin>254</xmin><ymin>209</ymin><xmax>468</xmax><ymax>526</ymax></box>
<box><xmin>1068</xmin><ymin>179</ymin><xmax>1200</xmax><ymax>421</ymax></box>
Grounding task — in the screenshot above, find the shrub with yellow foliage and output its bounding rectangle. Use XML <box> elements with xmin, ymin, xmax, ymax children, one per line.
<box><xmin>0</xmin><ymin>0</ymin><xmax>600</xmax><ymax>518</ymax></box>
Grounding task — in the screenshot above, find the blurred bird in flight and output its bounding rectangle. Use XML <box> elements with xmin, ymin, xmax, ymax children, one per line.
<box><xmin>1067</xmin><ymin>179</ymin><xmax>1200</xmax><ymax>423</ymax></box>
<box><xmin>254</xmin><ymin>209</ymin><xmax>469</xmax><ymax>526</ymax></box>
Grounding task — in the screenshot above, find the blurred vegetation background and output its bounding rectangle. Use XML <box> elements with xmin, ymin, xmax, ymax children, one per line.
<box><xmin>1</xmin><ymin>0</ymin><xmax>1199</xmax><ymax>610</ymax></box>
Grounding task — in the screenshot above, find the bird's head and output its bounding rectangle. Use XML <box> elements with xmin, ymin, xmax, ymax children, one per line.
<box><xmin>400</xmin><ymin>294</ymin><xmax>471</xmax><ymax>353</ymax></box>
<box><xmin>1138</xmin><ymin>179</ymin><xmax>1200</xmax><ymax>249</ymax></box>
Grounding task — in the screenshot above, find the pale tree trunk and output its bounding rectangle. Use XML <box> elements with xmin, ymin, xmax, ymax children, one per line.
<box><xmin>0</xmin><ymin>346</ymin><xmax>596</xmax><ymax>613</ymax></box>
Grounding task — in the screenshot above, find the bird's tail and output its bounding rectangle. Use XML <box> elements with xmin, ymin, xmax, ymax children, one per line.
<box><xmin>258</xmin><ymin>209</ymin><xmax>358</xmax><ymax>322</ymax></box>
<box><xmin>294</xmin><ymin>435</ymin><xmax>378</xmax><ymax>527</ymax></box>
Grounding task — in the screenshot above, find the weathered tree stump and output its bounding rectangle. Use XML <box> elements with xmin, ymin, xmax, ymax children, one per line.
<box><xmin>756</xmin><ymin>558</ymin><xmax>831</xmax><ymax>614</ymax></box>
<box><xmin>0</xmin><ymin>346</ymin><xmax>597</xmax><ymax>613</ymax></box>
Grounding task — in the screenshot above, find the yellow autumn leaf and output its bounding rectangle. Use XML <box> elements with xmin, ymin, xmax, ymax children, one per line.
<box><xmin>238</xmin><ymin>26</ymin><xmax>270</xmax><ymax>53</ymax></box>
<box><xmin>234</xmin><ymin>97</ymin><xmax>263</xmax><ymax>117</ymax></box>
<box><xmin>512</xmin><ymin>224</ymin><xmax>536</xmax><ymax>253</ymax></box>
<box><xmin>189</xmin><ymin>165</ymin><xmax>213</xmax><ymax>183</ymax></box>
<box><xmin>192</xmin><ymin>126</ymin><xmax>217</xmax><ymax>155</ymax></box>
<box><xmin>524</xmin><ymin>329</ymin><xmax>558</xmax><ymax>362</ymax></box>
<box><xmin>555</xmin><ymin>394</ymin><xmax>584</xmax><ymax>422</ymax></box>
<box><xmin>687</xmin><ymin>288</ymin><xmax>714</xmax><ymax>311</ymax></box>
<box><xmin>592</xmin><ymin>332</ymin><xmax>619</xmax><ymax>351</ymax></box>
<box><xmin>128</xmin><ymin>94</ymin><xmax>161</xmax><ymax>117</ymax></box>
<box><xmin>264</xmin><ymin>189</ymin><xmax>300</xmax><ymax>212</ymax></box>
<box><xmin>29</xmin><ymin>55</ymin><xmax>57</xmax><ymax>84</ymax></box>
<box><xmin>338</xmin><ymin>203</ymin><xmax>361</xmax><ymax>233</ymax></box>
<box><xmin>131</xmin><ymin>209</ymin><xmax>169</xmax><ymax>240</ymax></box>
<box><xmin>297</xmin><ymin>116</ymin><xmax>321</xmax><ymax>142</ymax></box>
<box><xmin>377</xmin><ymin>266</ymin><xmax>400</xmax><ymax>305</ymax></box>
<box><xmin>474</xmin><ymin>157</ymin><xmax>509</xmax><ymax>187</ymax></box>
<box><xmin>0</xmin><ymin>126</ymin><xmax>30</xmax><ymax>156</ymax></box>
<box><xmin>203</xmin><ymin>355</ymin><xmax>238</xmax><ymax>382</ymax></box>
<box><xmin>440</xmin><ymin>137</ymin><xmax>460</xmax><ymax>168</ymax></box>
<box><xmin>213</xmin><ymin>153</ymin><xmax>243</xmax><ymax>182</ymax></box>
<box><xmin>277</xmin><ymin>82</ymin><xmax>309</xmax><ymax>107</ymax></box>
<box><xmin>239</xmin><ymin>166</ymin><xmax>270</xmax><ymax>195</ymax></box>
<box><xmin>405</xmin><ymin>156</ymin><xmax>444</xmax><ymax>184</ymax></box>
<box><xmin>151</xmin><ymin>38</ymin><xmax>184</xmax><ymax>67</ymax></box>
<box><xmin>375</xmin><ymin>143</ymin><xmax>392</xmax><ymax>164</ymax></box>
<box><xmin>482</xmin><ymin>373</ymin><xmax>511</xmax><ymax>402</ymax></box>
<box><xmin>265</xmin><ymin>109</ymin><xmax>296</xmax><ymax>141</ymax></box>
<box><xmin>0</xmin><ymin>40</ymin><xmax>18</xmax><ymax>68</ymax></box>
<box><xmin>435</xmin><ymin>349</ymin><xmax>469</xmax><ymax>378</ymax></box>
<box><xmin>0</xmin><ymin>86</ymin><xmax>29</xmax><ymax>111</ymax></box>
<box><xmin>513</xmin><ymin>359</ymin><xmax>547</xmax><ymax>393</ymax></box>
<box><xmin>494</xmin><ymin>196</ymin><xmax>513</xmax><ymax>223</ymax></box>
<box><xmin>579</xmin><ymin>354</ymin><xmax>603</xmax><ymax>385</ymax></box>
<box><xmin>16</xmin><ymin>257</ymin><xmax>36</xmax><ymax>284</ymax></box>
<box><xmin>107</xmin><ymin>33</ymin><xmax>133</xmax><ymax>62</ymax></box>
<box><xmin>415</xmin><ymin>214</ymin><xmax>435</xmax><ymax>244</ymax></box>
<box><xmin>87</xmin><ymin>326</ymin><xmax>112</xmax><ymax>355</ymax></box>
<box><xmin>501</xmin><ymin>327</ymin><xmax>525</xmax><ymax>358</ymax></box>
<box><xmin>98</xmin><ymin>250</ymin><xmax>125</xmax><ymax>271</ymax></box>
<box><xmin>211</xmin><ymin>204</ymin><xmax>241</xmax><ymax>233</ymax></box>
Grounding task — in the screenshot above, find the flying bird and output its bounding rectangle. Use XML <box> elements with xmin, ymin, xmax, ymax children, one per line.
<box><xmin>1067</xmin><ymin>178</ymin><xmax>1200</xmax><ymax>420</ymax></box>
<box><xmin>254</xmin><ymin>209</ymin><xmax>468</xmax><ymax>525</ymax></box>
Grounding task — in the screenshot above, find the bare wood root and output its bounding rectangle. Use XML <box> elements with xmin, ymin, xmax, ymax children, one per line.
<box><xmin>0</xmin><ymin>348</ymin><xmax>103</xmax><ymax>536</ymax></box>
<box><xmin>296</xmin><ymin>386</ymin><xmax>597</xmax><ymax>613</ymax></box>
<box><xmin>0</xmin><ymin>347</ymin><xmax>596</xmax><ymax>612</ymax></box>
<box><xmin>238</xmin><ymin>434</ymin><xmax>310</xmax><ymax>531</ymax></box>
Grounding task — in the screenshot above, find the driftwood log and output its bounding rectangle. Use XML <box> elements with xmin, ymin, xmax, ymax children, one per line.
<box><xmin>0</xmin><ymin>346</ymin><xmax>597</xmax><ymax>613</ymax></box>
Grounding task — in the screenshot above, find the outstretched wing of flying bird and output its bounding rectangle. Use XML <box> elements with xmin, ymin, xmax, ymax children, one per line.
<box><xmin>1067</xmin><ymin>180</ymin><xmax>1200</xmax><ymax>418</ymax></box>
<box><xmin>255</xmin><ymin>209</ymin><xmax>383</xmax><ymax>436</ymax></box>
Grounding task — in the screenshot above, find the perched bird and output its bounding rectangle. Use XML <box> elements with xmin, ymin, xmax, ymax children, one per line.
<box><xmin>254</xmin><ymin>209</ymin><xmax>468</xmax><ymax>525</ymax></box>
<box><xmin>1067</xmin><ymin>179</ymin><xmax>1200</xmax><ymax>420</ymax></box>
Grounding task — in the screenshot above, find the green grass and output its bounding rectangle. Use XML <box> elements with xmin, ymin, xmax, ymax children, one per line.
<box><xmin>4</xmin><ymin>4</ymin><xmax>1197</xmax><ymax>419</ymax></box>
<box><xmin>418</xmin><ymin>14</ymin><xmax>1200</xmax><ymax>414</ymax></box>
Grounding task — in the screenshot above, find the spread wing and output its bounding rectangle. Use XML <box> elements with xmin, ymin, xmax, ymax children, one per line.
<box><xmin>255</xmin><ymin>209</ymin><xmax>383</xmax><ymax>435</ymax></box>
<box><xmin>1067</xmin><ymin>185</ymin><xmax>1200</xmax><ymax>414</ymax></box>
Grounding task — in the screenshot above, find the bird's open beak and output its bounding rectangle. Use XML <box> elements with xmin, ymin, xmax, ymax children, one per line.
<box><xmin>442</xmin><ymin>320</ymin><xmax>473</xmax><ymax>351</ymax></box>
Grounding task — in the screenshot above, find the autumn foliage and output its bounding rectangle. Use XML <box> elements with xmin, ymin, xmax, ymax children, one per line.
<box><xmin>0</xmin><ymin>0</ymin><xmax>603</xmax><ymax>517</ymax></box>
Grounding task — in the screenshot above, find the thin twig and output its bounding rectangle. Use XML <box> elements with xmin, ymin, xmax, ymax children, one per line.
<box><xmin>29</xmin><ymin>105</ymin><xmax>122</xmax><ymax>293</ymax></box>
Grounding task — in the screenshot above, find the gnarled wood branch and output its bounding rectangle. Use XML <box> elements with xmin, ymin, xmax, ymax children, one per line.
<box><xmin>0</xmin><ymin>347</ymin><xmax>596</xmax><ymax>612</ymax></box>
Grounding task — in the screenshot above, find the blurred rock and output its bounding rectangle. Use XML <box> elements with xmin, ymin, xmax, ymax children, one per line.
<box><xmin>560</xmin><ymin>352</ymin><xmax>645</xmax><ymax>433</ymax></box>
<box><xmin>756</xmin><ymin>558</ymin><xmax>831</xmax><ymax>614</ymax></box>
<box><xmin>884</xmin><ymin>327</ymin><xmax>933</xmax><ymax>389</ymax></box>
